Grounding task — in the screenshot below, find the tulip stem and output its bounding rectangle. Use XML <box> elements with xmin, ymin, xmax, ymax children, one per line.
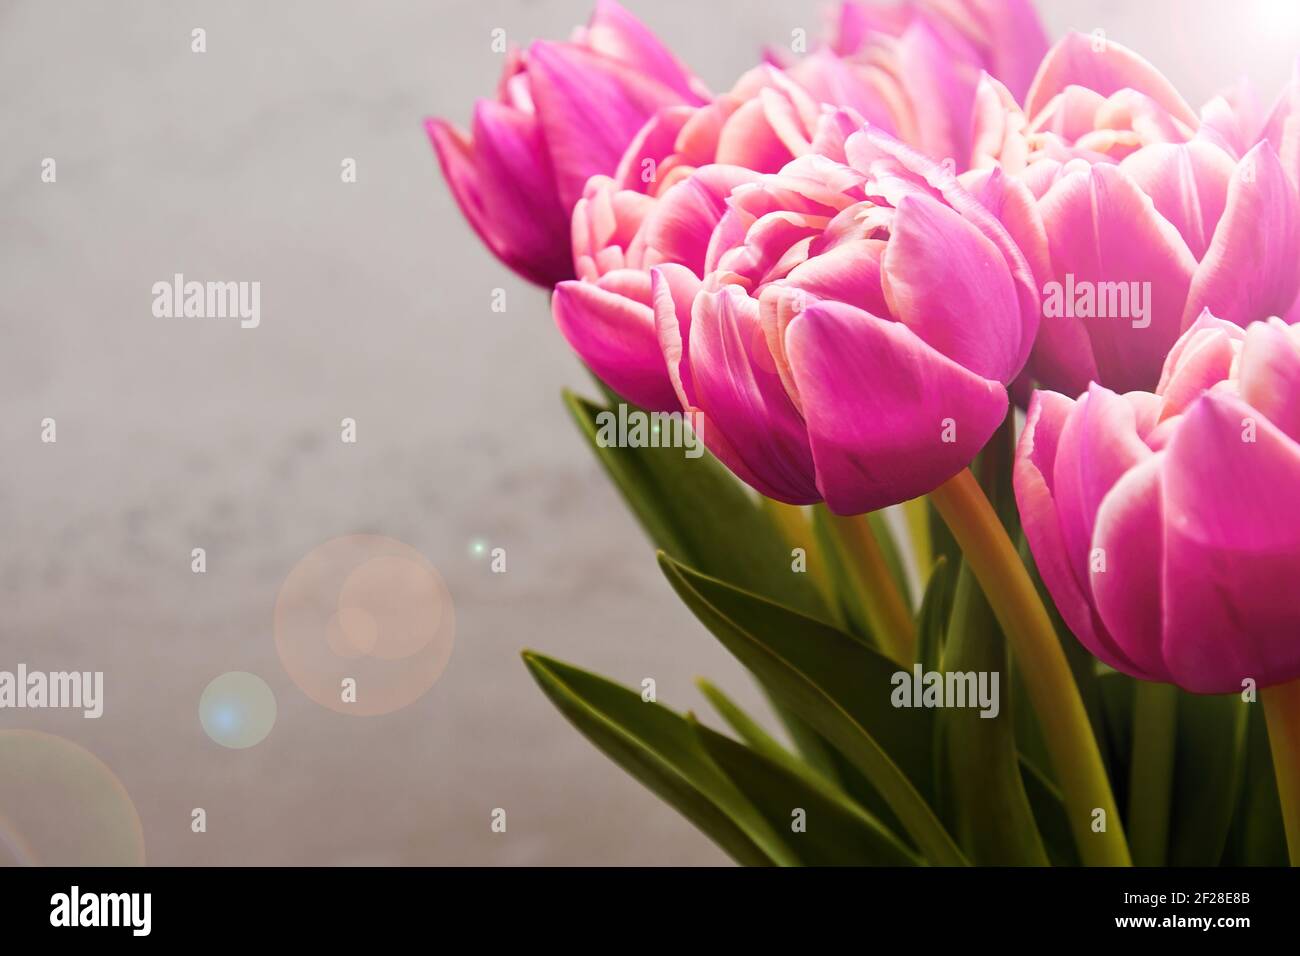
<box><xmin>902</xmin><ymin>496</ymin><xmax>933</xmax><ymax>581</ymax></box>
<box><xmin>1127</xmin><ymin>681</ymin><xmax>1178</xmax><ymax>866</ymax></box>
<box><xmin>761</xmin><ymin>498</ymin><xmax>839</xmax><ymax>624</ymax></box>
<box><xmin>823</xmin><ymin>511</ymin><xmax>915</xmax><ymax>666</ymax></box>
<box><xmin>1262</xmin><ymin>679</ymin><xmax>1300</xmax><ymax>867</ymax></box>
<box><xmin>929</xmin><ymin>468</ymin><xmax>1131</xmax><ymax>867</ymax></box>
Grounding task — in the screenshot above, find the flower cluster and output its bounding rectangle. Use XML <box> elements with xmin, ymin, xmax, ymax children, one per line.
<box><xmin>429</xmin><ymin>1</ymin><xmax>1300</xmax><ymax>696</ymax></box>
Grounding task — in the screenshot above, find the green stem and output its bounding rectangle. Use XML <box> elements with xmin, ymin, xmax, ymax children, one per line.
<box><xmin>1262</xmin><ymin>679</ymin><xmax>1300</xmax><ymax>866</ymax></box>
<box><xmin>823</xmin><ymin>511</ymin><xmax>916</xmax><ymax>666</ymax></box>
<box><xmin>902</xmin><ymin>496</ymin><xmax>933</xmax><ymax>582</ymax></box>
<box><xmin>760</xmin><ymin>498</ymin><xmax>839</xmax><ymax>622</ymax></box>
<box><xmin>1127</xmin><ymin>681</ymin><xmax>1178</xmax><ymax>866</ymax></box>
<box><xmin>929</xmin><ymin>468</ymin><xmax>1131</xmax><ymax>867</ymax></box>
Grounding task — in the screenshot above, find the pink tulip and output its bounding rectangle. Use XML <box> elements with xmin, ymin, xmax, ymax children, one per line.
<box><xmin>614</xmin><ymin>58</ymin><xmax>899</xmax><ymax>202</ymax></box>
<box><xmin>1016</xmin><ymin>312</ymin><xmax>1300</xmax><ymax>694</ymax></box>
<box><xmin>646</xmin><ymin>120</ymin><xmax>1039</xmax><ymax>513</ymax></box>
<box><xmin>554</xmin><ymin>164</ymin><xmax>762</xmax><ymax>410</ymax></box>
<box><xmin>553</xmin><ymin>53</ymin><xmax>905</xmax><ymax>411</ymax></box>
<box><xmin>426</xmin><ymin>1</ymin><xmax>707</xmax><ymax>286</ymax></box>
<box><xmin>969</xmin><ymin>34</ymin><xmax>1300</xmax><ymax>395</ymax></box>
<box><xmin>830</xmin><ymin>0</ymin><xmax>1048</xmax><ymax>169</ymax></box>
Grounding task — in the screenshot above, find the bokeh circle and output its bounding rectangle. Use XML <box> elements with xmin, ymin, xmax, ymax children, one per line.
<box><xmin>0</xmin><ymin>731</ymin><xmax>146</xmax><ymax>866</ymax></box>
<box><xmin>199</xmin><ymin>672</ymin><xmax>278</xmax><ymax>748</ymax></box>
<box><xmin>274</xmin><ymin>535</ymin><xmax>455</xmax><ymax>716</ymax></box>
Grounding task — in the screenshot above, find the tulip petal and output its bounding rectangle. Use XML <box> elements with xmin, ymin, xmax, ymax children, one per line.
<box><xmin>1089</xmin><ymin>455</ymin><xmax>1171</xmax><ymax>680</ymax></box>
<box><xmin>685</xmin><ymin>287</ymin><xmax>819</xmax><ymax>503</ymax></box>
<box><xmin>427</xmin><ymin>109</ymin><xmax>572</xmax><ymax>286</ymax></box>
<box><xmin>641</xmin><ymin>165</ymin><xmax>762</xmax><ymax>275</ymax></box>
<box><xmin>1051</xmin><ymin>385</ymin><xmax>1154</xmax><ymax>669</ymax></box>
<box><xmin>1183</xmin><ymin>142</ymin><xmax>1300</xmax><ymax>328</ymax></box>
<box><xmin>553</xmin><ymin>274</ymin><xmax>678</xmax><ymax>411</ymax></box>
<box><xmin>896</xmin><ymin>17</ymin><xmax>976</xmax><ymax>168</ymax></box>
<box><xmin>784</xmin><ymin>300</ymin><xmax>1008</xmax><ymax>513</ymax></box>
<box><xmin>1015</xmin><ymin>390</ymin><xmax>1137</xmax><ymax>672</ymax></box>
<box><xmin>1119</xmin><ymin>142</ymin><xmax>1234</xmax><ymax>260</ymax></box>
<box><xmin>1038</xmin><ymin>163</ymin><xmax>1197</xmax><ymax>392</ymax></box>
<box><xmin>1025</xmin><ymin>33</ymin><xmax>1197</xmax><ymax>130</ymax></box>
<box><xmin>881</xmin><ymin>192</ymin><xmax>1023</xmax><ymax>382</ymax></box>
<box><xmin>651</xmin><ymin>263</ymin><xmax>703</xmax><ymax>410</ymax></box>
<box><xmin>1238</xmin><ymin>317</ymin><xmax>1300</xmax><ymax>443</ymax></box>
<box><xmin>1155</xmin><ymin>309</ymin><xmax>1245</xmax><ymax>420</ymax></box>
<box><xmin>957</xmin><ymin>0</ymin><xmax>1050</xmax><ymax>102</ymax></box>
<box><xmin>1161</xmin><ymin>391</ymin><xmax>1300</xmax><ymax>691</ymax></box>
<box><xmin>581</xmin><ymin>0</ymin><xmax>708</xmax><ymax>103</ymax></box>
<box><xmin>527</xmin><ymin>41</ymin><xmax>688</xmax><ymax>209</ymax></box>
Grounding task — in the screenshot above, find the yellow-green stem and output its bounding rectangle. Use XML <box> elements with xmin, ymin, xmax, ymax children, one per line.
<box><xmin>760</xmin><ymin>498</ymin><xmax>838</xmax><ymax>618</ymax></box>
<box><xmin>1262</xmin><ymin>679</ymin><xmax>1300</xmax><ymax>867</ymax></box>
<box><xmin>1128</xmin><ymin>681</ymin><xmax>1178</xmax><ymax>866</ymax></box>
<box><xmin>824</xmin><ymin>511</ymin><xmax>915</xmax><ymax>666</ymax></box>
<box><xmin>929</xmin><ymin>468</ymin><xmax>1131</xmax><ymax>867</ymax></box>
<box><xmin>902</xmin><ymin>496</ymin><xmax>933</xmax><ymax>581</ymax></box>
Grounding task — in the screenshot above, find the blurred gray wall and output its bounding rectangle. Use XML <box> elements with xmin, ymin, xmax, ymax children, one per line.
<box><xmin>0</xmin><ymin>0</ymin><xmax>1296</xmax><ymax>865</ymax></box>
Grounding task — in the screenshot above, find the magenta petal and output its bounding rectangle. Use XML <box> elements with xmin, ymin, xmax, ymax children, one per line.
<box><xmin>582</xmin><ymin>0</ymin><xmax>708</xmax><ymax>104</ymax></box>
<box><xmin>651</xmin><ymin>263</ymin><xmax>703</xmax><ymax>409</ymax></box>
<box><xmin>427</xmin><ymin>109</ymin><xmax>572</xmax><ymax>287</ymax></box>
<box><xmin>961</xmin><ymin>0</ymin><xmax>1050</xmax><ymax>102</ymax></box>
<box><xmin>1038</xmin><ymin>163</ymin><xmax>1197</xmax><ymax>392</ymax></box>
<box><xmin>1089</xmin><ymin>455</ymin><xmax>1170</xmax><ymax>680</ymax></box>
<box><xmin>1161</xmin><ymin>392</ymin><xmax>1300</xmax><ymax>691</ymax></box>
<box><xmin>553</xmin><ymin>275</ymin><xmax>678</xmax><ymax>411</ymax></box>
<box><xmin>1025</xmin><ymin>33</ymin><xmax>1197</xmax><ymax>129</ymax></box>
<box><xmin>1183</xmin><ymin>142</ymin><xmax>1300</xmax><ymax>328</ymax></box>
<box><xmin>785</xmin><ymin>300</ymin><xmax>1008</xmax><ymax>514</ymax></box>
<box><xmin>896</xmin><ymin>17</ymin><xmax>976</xmax><ymax>169</ymax></box>
<box><xmin>1155</xmin><ymin>310</ymin><xmax>1245</xmax><ymax>420</ymax></box>
<box><xmin>1259</xmin><ymin>61</ymin><xmax>1300</xmax><ymax>190</ymax></box>
<box><xmin>1238</xmin><ymin>318</ymin><xmax>1300</xmax><ymax>443</ymax></box>
<box><xmin>882</xmin><ymin>192</ymin><xmax>1023</xmax><ymax>382</ymax></box>
<box><xmin>1051</xmin><ymin>385</ymin><xmax>1153</xmax><ymax>633</ymax></box>
<box><xmin>641</xmin><ymin>165</ymin><xmax>762</xmax><ymax>274</ymax></box>
<box><xmin>527</xmin><ymin>41</ymin><xmax>688</xmax><ymax>209</ymax></box>
<box><xmin>1119</xmin><ymin>142</ymin><xmax>1234</xmax><ymax>260</ymax></box>
<box><xmin>686</xmin><ymin>287</ymin><xmax>819</xmax><ymax>503</ymax></box>
<box><xmin>1015</xmin><ymin>390</ymin><xmax>1135</xmax><ymax>672</ymax></box>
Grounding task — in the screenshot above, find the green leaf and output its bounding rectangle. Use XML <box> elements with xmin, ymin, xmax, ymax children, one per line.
<box><xmin>522</xmin><ymin>651</ymin><xmax>798</xmax><ymax>866</ymax></box>
<box><xmin>936</xmin><ymin>563</ymin><xmax>1048</xmax><ymax>865</ymax></box>
<box><xmin>1097</xmin><ymin>670</ymin><xmax>1137</xmax><ymax>814</ymax></box>
<box><xmin>915</xmin><ymin>555</ymin><xmax>955</xmax><ymax>674</ymax></box>
<box><xmin>867</xmin><ymin>510</ymin><xmax>914</xmax><ymax>609</ymax></box>
<box><xmin>692</xmin><ymin>720</ymin><xmax>921</xmax><ymax>866</ymax></box>
<box><xmin>563</xmin><ymin>390</ymin><xmax>824</xmax><ymax>620</ymax></box>
<box><xmin>1019</xmin><ymin>756</ymin><xmax>1080</xmax><ymax>866</ymax></box>
<box><xmin>695</xmin><ymin>678</ymin><xmax>796</xmax><ymax>770</ymax></box>
<box><xmin>1222</xmin><ymin>700</ymin><xmax>1288</xmax><ymax>866</ymax></box>
<box><xmin>1167</xmin><ymin>691</ymin><xmax>1249</xmax><ymax>866</ymax></box>
<box><xmin>658</xmin><ymin>553</ymin><xmax>967</xmax><ymax>866</ymax></box>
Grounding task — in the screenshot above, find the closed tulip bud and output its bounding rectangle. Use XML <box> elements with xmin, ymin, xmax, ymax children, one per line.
<box><xmin>426</xmin><ymin>1</ymin><xmax>707</xmax><ymax>287</ymax></box>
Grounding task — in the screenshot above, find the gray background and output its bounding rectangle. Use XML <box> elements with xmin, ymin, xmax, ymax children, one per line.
<box><xmin>1</xmin><ymin>0</ymin><xmax>1296</xmax><ymax>865</ymax></box>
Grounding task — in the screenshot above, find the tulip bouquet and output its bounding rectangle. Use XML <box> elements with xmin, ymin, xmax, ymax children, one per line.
<box><xmin>429</xmin><ymin>0</ymin><xmax>1300</xmax><ymax>866</ymax></box>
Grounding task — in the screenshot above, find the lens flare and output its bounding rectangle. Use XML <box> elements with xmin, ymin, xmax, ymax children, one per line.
<box><xmin>199</xmin><ymin>672</ymin><xmax>277</xmax><ymax>749</ymax></box>
<box><xmin>0</xmin><ymin>731</ymin><xmax>146</xmax><ymax>866</ymax></box>
<box><xmin>275</xmin><ymin>535</ymin><xmax>455</xmax><ymax>716</ymax></box>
